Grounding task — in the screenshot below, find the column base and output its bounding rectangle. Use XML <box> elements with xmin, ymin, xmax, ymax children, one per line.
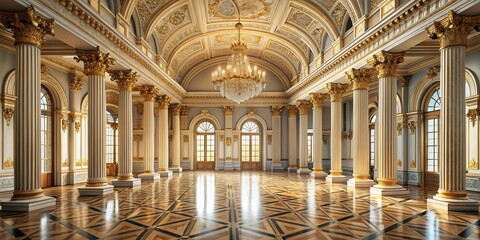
<box><xmin>112</xmin><ymin>178</ymin><xmax>141</xmax><ymax>188</ymax></box>
<box><xmin>297</xmin><ymin>168</ymin><xmax>311</xmax><ymax>174</ymax></box>
<box><xmin>326</xmin><ymin>175</ymin><xmax>348</xmax><ymax>183</ymax></box>
<box><xmin>78</xmin><ymin>185</ymin><xmax>114</xmax><ymax>196</ymax></box>
<box><xmin>271</xmin><ymin>162</ymin><xmax>284</xmax><ymax>172</ymax></box>
<box><xmin>287</xmin><ymin>166</ymin><xmax>298</xmax><ymax>172</ymax></box>
<box><xmin>347</xmin><ymin>178</ymin><xmax>375</xmax><ymax>188</ymax></box>
<box><xmin>138</xmin><ymin>173</ymin><xmax>160</xmax><ymax>181</ymax></box>
<box><xmin>310</xmin><ymin>171</ymin><xmax>327</xmax><ymax>178</ymax></box>
<box><xmin>158</xmin><ymin>170</ymin><xmax>173</xmax><ymax>177</ymax></box>
<box><xmin>169</xmin><ymin>167</ymin><xmax>183</xmax><ymax>173</ymax></box>
<box><xmin>0</xmin><ymin>196</ymin><xmax>56</xmax><ymax>212</ymax></box>
<box><xmin>427</xmin><ymin>196</ymin><xmax>479</xmax><ymax>212</ymax></box>
<box><xmin>370</xmin><ymin>184</ymin><xmax>409</xmax><ymax>196</ymax></box>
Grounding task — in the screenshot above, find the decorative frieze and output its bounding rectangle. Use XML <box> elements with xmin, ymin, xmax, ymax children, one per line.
<box><xmin>368</xmin><ymin>51</ymin><xmax>405</xmax><ymax>78</ymax></box>
<box><xmin>296</xmin><ymin>100</ymin><xmax>311</xmax><ymax>115</ymax></box>
<box><xmin>309</xmin><ymin>93</ymin><xmax>328</xmax><ymax>109</ymax></box>
<box><xmin>327</xmin><ymin>83</ymin><xmax>349</xmax><ymax>102</ymax></box>
<box><xmin>426</xmin><ymin>11</ymin><xmax>480</xmax><ymax>49</ymax></box>
<box><xmin>75</xmin><ymin>46</ymin><xmax>115</xmax><ymax>76</ymax></box>
<box><xmin>345</xmin><ymin>68</ymin><xmax>376</xmax><ymax>90</ymax></box>
<box><xmin>109</xmin><ymin>70</ymin><xmax>138</xmax><ymax>91</ymax></box>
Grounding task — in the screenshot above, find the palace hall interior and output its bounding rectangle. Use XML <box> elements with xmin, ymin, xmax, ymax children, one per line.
<box><xmin>1</xmin><ymin>0</ymin><xmax>480</xmax><ymax>239</ymax></box>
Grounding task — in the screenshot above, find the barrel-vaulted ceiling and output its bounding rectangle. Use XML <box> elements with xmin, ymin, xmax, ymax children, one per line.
<box><xmin>120</xmin><ymin>0</ymin><xmax>364</xmax><ymax>89</ymax></box>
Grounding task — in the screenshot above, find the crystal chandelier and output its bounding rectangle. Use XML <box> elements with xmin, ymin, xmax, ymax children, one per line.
<box><xmin>211</xmin><ymin>2</ymin><xmax>266</xmax><ymax>104</ymax></box>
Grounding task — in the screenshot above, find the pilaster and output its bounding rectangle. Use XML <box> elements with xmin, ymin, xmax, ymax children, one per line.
<box><xmin>309</xmin><ymin>93</ymin><xmax>328</xmax><ymax>178</ymax></box>
<box><xmin>156</xmin><ymin>95</ymin><xmax>172</xmax><ymax>177</ymax></box>
<box><xmin>287</xmin><ymin>105</ymin><xmax>298</xmax><ymax>172</ymax></box>
<box><xmin>170</xmin><ymin>104</ymin><xmax>182</xmax><ymax>173</ymax></box>
<box><xmin>271</xmin><ymin>106</ymin><xmax>284</xmax><ymax>171</ymax></box>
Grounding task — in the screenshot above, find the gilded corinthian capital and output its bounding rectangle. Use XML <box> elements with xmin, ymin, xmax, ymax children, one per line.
<box><xmin>0</xmin><ymin>6</ymin><xmax>54</xmax><ymax>47</ymax></box>
<box><xmin>75</xmin><ymin>46</ymin><xmax>116</xmax><ymax>76</ymax></box>
<box><xmin>139</xmin><ymin>85</ymin><xmax>158</xmax><ymax>102</ymax></box>
<box><xmin>271</xmin><ymin>106</ymin><xmax>283</xmax><ymax>116</ymax></box>
<box><xmin>368</xmin><ymin>51</ymin><xmax>404</xmax><ymax>78</ymax></box>
<box><xmin>426</xmin><ymin>11</ymin><xmax>480</xmax><ymax>49</ymax></box>
<box><xmin>109</xmin><ymin>70</ymin><xmax>139</xmax><ymax>91</ymax></box>
<box><xmin>309</xmin><ymin>93</ymin><xmax>328</xmax><ymax>109</ymax></box>
<box><xmin>286</xmin><ymin>105</ymin><xmax>298</xmax><ymax>116</ymax></box>
<box><xmin>296</xmin><ymin>100</ymin><xmax>311</xmax><ymax>115</ymax></box>
<box><xmin>345</xmin><ymin>68</ymin><xmax>377</xmax><ymax>90</ymax></box>
<box><xmin>156</xmin><ymin>95</ymin><xmax>171</xmax><ymax>109</ymax></box>
<box><xmin>327</xmin><ymin>83</ymin><xmax>349</xmax><ymax>102</ymax></box>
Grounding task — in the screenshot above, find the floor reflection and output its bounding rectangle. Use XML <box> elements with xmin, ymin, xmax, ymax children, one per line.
<box><xmin>0</xmin><ymin>171</ymin><xmax>479</xmax><ymax>239</ymax></box>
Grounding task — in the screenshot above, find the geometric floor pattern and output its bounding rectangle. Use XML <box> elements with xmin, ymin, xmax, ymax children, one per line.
<box><xmin>0</xmin><ymin>171</ymin><xmax>479</xmax><ymax>239</ymax></box>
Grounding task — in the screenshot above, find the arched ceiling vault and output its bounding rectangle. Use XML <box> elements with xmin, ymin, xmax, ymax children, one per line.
<box><xmin>121</xmin><ymin>0</ymin><xmax>359</xmax><ymax>86</ymax></box>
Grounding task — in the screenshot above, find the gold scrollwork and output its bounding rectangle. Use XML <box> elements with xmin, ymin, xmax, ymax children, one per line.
<box><xmin>3</xmin><ymin>157</ymin><xmax>13</xmax><ymax>168</ymax></box>
<box><xmin>410</xmin><ymin>160</ymin><xmax>416</xmax><ymax>168</ymax></box>
<box><xmin>226</xmin><ymin>137</ymin><xmax>232</xmax><ymax>146</ymax></box>
<box><xmin>469</xmin><ymin>158</ymin><xmax>478</xmax><ymax>169</ymax></box>
<box><xmin>3</xmin><ymin>108</ymin><xmax>13</xmax><ymax>126</ymax></box>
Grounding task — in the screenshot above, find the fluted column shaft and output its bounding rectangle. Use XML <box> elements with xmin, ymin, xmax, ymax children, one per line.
<box><xmin>143</xmin><ymin>101</ymin><xmax>155</xmax><ymax>173</ymax></box>
<box><xmin>118</xmin><ymin>90</ymin><xmax>133</xmax><ymax>179</ymax></box>
<box><xmin>312</xmin><ymin>107</ymin><xmax>323</xmax><ymax>171</ymax></box>
<box><xmin>172</xmin><ymin>112</ymin><xmax>181</xmax><ymax>168</ymax></box>
<box><xmin>158</xmin><ymin>108</ymin><xmax>169</xmax><ymax>171</ymax></box>
<box><xmin>287</xmin><ymin>105</ymin><xmax>297</xmax><ymax>171</ymax></box>
<box><xmin>298</xmin><ymin>114</ymin><xmax>308</xmax><ymax>168</ymax></box>
<box><xmin>330</xmin><ymin>101</ymin><xmax>342</xmax><ymax>175</ymax></box>
<box><xmin>272</xmin><ymin>115</ymin><xmax>281</xmax><ymax>163</ymax></box>
<box><xmin>352</xmin><ymin>89</ymin><xmax>370</xmax><ymax>179</ymax></box>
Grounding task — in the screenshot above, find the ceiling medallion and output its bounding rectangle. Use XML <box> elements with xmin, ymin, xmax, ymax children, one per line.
<box><xmin>211</xmin><ymin>0</ymin><xmax>266</xmax><ymax>104</ymax></box>
<box><xmin>169</xmin><ymin>11</ymin><xmax>185</xmax><ymax>25</ymax></box>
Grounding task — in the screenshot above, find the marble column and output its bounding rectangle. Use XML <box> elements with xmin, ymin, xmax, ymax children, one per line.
<box><xmin>110</xmin><ymin>70</ymin><xmax>141</xmax><ymax>187</ymax></box>
<box><xmin>156</xmin><ymin>95</ymin><xmax>172</xmax><ymax>177</ymax></box>
<box><xmin>368</xmin><ymin>51</ymin><xmax>408</xmax><ymax>195</ymax></box>
<box><xmin>75</xmin><ymin>47</ymin><xmax>115</xmax><ymax>196</ymax></box>
<box><xmin>0</xmin><ymin>7</ymin><xmax>56</xmax><ymax>211</ymax></box>
<box><xmin>138</xmin><ymin>85</ymin><xmax>160</xmax><ymax>180</ymax></box>
<box><xmin>68</xmin><ymin>73</ymin><xmax>84</xmax><ymax>184</ymax></box>
<box><xmin>426</xmin><ymin>11</ymin><xmax>480</xmax><ymax>211</ymax></box>
<box><xmin>296</xmin><ymin>100</ymin><xmax>311</xmax><ymax>174</ymax></box>
<box><xmin>326</xmin><ymin>83</ymin><xmax>349</xmax><ymax>183</ymax></box>
<box><xmin>223</xmin><ymin>106</ymin><xmax>235</xmax><ymax>170</ymax></box>
<box><xmin>170</xmin><ymin>104</ymin><xmax>182</xmax><ymax>173</ymax></box>
<box><xmin>346</xmin><ymin>68</ymin><xmax>376</xmax><ymax>188</ymax></box>
<box><xmin>271</xmin><ymin>106</ymin><xmax>284</xmax><ymax>171</ymax></box>
<box><xmin>309</xmin><ymin>93</ymin><xmax>328</xmax><ymax>178</ymax></box>
<box><xmin>287</xmin><ymin>105</ymin><xmax>298</xmax><ymax>172</ymax></box>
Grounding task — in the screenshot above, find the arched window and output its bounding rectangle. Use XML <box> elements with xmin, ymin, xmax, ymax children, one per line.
<box><xmin>130</xmin><ymin>16</ymin><xmax>137</xmax><ymax>37</ymax></box>
<box><xmin>106</xmin><ymin>111</ymin><xmax>118</xmax><ymax>166</ymax></box>
<box><xmin>241</xmin><ymin>121</ymin><xmax>261</xmax><ymax>171</ymax></box>
<box><xmin>424</xmin><ymin>87</ymin><xmax>440</xmax><ymax>189</ymax></box>
<box><xmin>196</xmin><ymin>121</ymin><xmax>215</xmax><ymax>170</ymax></box>
<box><xmin>40</xmin><ymin>86</ymin><xmax>54</xmax><ymax>188</ymax></box>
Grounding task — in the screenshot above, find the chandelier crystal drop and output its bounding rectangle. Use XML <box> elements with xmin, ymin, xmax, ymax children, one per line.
<box><xmin>211</xmin><ymin>5</ymin><xmax>266</xmax><ymax>104</ymax></box>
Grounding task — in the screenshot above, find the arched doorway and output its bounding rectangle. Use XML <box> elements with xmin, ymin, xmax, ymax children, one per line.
<box><xmin>106</xmin><ymin>111</ymin><xmax>118</xmax><ymax>176</ymax></box>
<box><xmin>241</xmin><ymin>121</ymin><xmax>262</xmax><ymax>171</ymax></box>
<box><xmin>423</xmin><ymin>87</ymin><xmax>440</xmax><ymax>189</ymax></box>
<box><xmin>40</xmin><ymin>86</ymin><xmax>54</xmax><ymax>188</ymax></box>
<box><xmin>195</xmin><ymin>121</ymin><xmax>215</xmax><ymax>170</ymax></box>
<box><xmin>369</xmin><ymin>113</ymin><xmax>376</xmax><ymax>179</ymax></box>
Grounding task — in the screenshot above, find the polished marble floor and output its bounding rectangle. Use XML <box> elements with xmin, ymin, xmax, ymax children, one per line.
<box><xmin>0</xmin><ymin>172</ymin><xmax>479</xmax><ymax>239</ymax></box>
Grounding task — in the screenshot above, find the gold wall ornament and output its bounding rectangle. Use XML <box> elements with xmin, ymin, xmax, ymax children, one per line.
<box><xmin>397</xmin><ymin>159</ymin><xmax>402</xmax><ymax>167</ymax></box>
<box><xmin>135</xmin><ymin>103</ymin><xmax>144</xmax><ymax>116</ymax></box>
<box><xmin>61</xmin><ymin>117</ymin><xmax>69</xmax><ymax>132</ymax></box>
<box><xmin>180</xmin><ymin>105</ymin><xmax>190</xmax><ymax>116</ymax></box>
<box><xmin>109</xmin><ymin>70</ymin><xmax>138</xmax><ymax>91</ymax></box>
<box><xmin>75</xmin><ymin>121</ymin><xmax>82</xmax><ymax>133</ymax></box>
<box><xmin>466</xmin><ymin>109</ymin><xmax>478</xmax><ymax>127</ymax></box>
<box><xmin>426</xmin><ymin>11</ymin><xmax>480</xmax><ymax>49</ymax></box>
<box><xmin>226</xmin><ymin>137</ymin><xmax>232</xmax><ymax>146</ymax></box>
<box><xmin>156</xmin><ymin>95</ymin><xmax>171</xmax><ymax>109</ymax></box>
<box><xmin>61</xmin><ymin>160</ymin><xmax>68</xmax><ymax>167</ymax></box>
<box><xmin>309</xmin><ymin>93</ymin><xmax>328</xmax><ymax>109</ymax></box>
<box><xmin>367</xmin><ymin>51</ymin><xmax>405</xmax><ymax>78</ymax></box>
<box><xmin>267</xmin><ymin>135</ymin><xmax>272</xmax><ymax>145</ymax></box>
<box><xmin>201</xmin><ymin>110</ymin><xmax>209</xmax><ymax>115</ymax></box>
<box><xmin>427</xmin><ymin>66</ymin><xmax>440</xmax><ymax>79</ymax></box>
<box><xmin>296</xmin><ymin>100</ymin><xmax>311</xmax><ymax>115</ymax></box>
<box><xmin>3</xmin><ymin>108</ymin><xmax>14</xmax><ymax>126</ymax></box>
<box><xmin>327</xmin><ymin>83</ymin><xmax>349</xmax><ymax>102</ymax></box>
<box><xmin>75</xmin><ymin>46</ymin><xmax>116</xmax><ymax>76</ymax></box>
<box><xmin>343</xmin><ymin>132</ymin><xmax>352</xmax><ymax>140</ymax></box>
<box><xmin>139</xmin><ymin>85</ymin><xmax>158</xmax><ymax>102</ymax></box>
<box><xmin>169</xmin><ymin>135</ymin><xmax>173</xmax><ymax>142</ymax></box>
<box><xmin>410</xmin><ymin>160</ymin><xmax>416</xmax><ymax>168</ymax></box>
<box><xmin>183</xmin><ymin>135</ymin><xmax>189</xmax><ymax>142</ymax></box>
<box><xmin>286</xmin><ymin>105</ymin><xmax>298</xmax><ymax>116</ymax></box>
<box><xmin>69</xmin><ymin>73</ymin><xmax>85</xmax><ymax>91</ymax></box>
<box><xmin>345</xmin><ymin>68</ymin><xmax>377</xmax><ymax>90</ymax></box>
<box><xmin>407</xmin><ymin>120</ymin><xmax>416</xmax><ymax>135</ymax></box>
<box><xmin>322</xmin><ymin>134</ymin><xmax>328</xmax><ymax>144</ymax></box>
<box><xmin>469</xmin><ymin>158</ymin><xmax>478</xmax><ymax>168</ymax></box>
<box><xmin>233</xmin><ymin>135</ymin><xmax>239</xmax><ymax>141</ymax></box>
<box><xmin>3</xmin><ymin>157</ymin><xmax>13</xmax><ymax>168</ymax></box>
<box><xmin>247</xmin><ymin>109</ymin><xmax>256</xmax><ymax>115</ymax></box>
<box><xmin>0</xmin><ymin>6</ymin><xmax>55</xmax><ymax>47</ymax></box>
<box><xmin>396</xmin><ymin>121</ymin><xmax>404</xmax><ymax>135</ymax></box>
<box><xmin>219</xmin><ymin>135</ymin><xmax>224</xmax><ymax>141</ymax></box>
<box><xmin>271</xmin><ymin>106</ymin><xmax>283</xmax><ymax>116</ymax></box>
<box><xmin>223</xmin><ymin>105</ymin><xmax>235</xmax><ymax>115</ymax></box>
<box><xmin>109</xmin><ymin>122</ymin><xmax>118</xmax><ymax>131</ymax></box>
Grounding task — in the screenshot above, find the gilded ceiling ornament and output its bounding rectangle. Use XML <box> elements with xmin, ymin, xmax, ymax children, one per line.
<box><xmin>331</xmin><ymin>3</ymin><xmax>347</xmax><ymax>29</ymax></box>
<box><xmin>3</xmin><ymin>108</ymin><xmax>14</xmax><ymax>126</ymax></box>
<box><xmin>290</xmin><ymin>11</ymin><xmax>313</xmax><ymax>27</ymax></box>
<box><xmin>345</xmin><ymin>68</ymin><xmax>377</xmax><ymax>90</ymax></box>
<box><xmin>75</xmin><ymin>46</ymin><xmax>116</xmax><ymax>76</ymax></box>
<box><xmin>70</xmin><ymin>73</ymin><xmax>85</xmax><ymax>91</ymax></box>
<box><xmin>368</xmin><ymin>51</ymin><xmax>405</xmax><ymax>78</ymax></box>
<box><xmin>426</xmin><ymin>11</ymin><xmax>480</xmax><ymax>49</ymax></box>
<box><xmin>109</xmin><ymin>70</ymin><xmax>139</xmax><ymax>92</ymax></box>
<box><xmin>296</xmin><ymin>100</ymin><xmax>311</xmax><ymax>115</ymax></box>
<box><xmin>139</xmin><ymin>85</ymin><xmax>158</xmax><ymax>102</ymax></box>
<box><xmin>209</xmin><ymin>0</ymin><xmax>272</xmax><ymax>19</ymax></box>
<box><xmin>312</xmin><ymin>0</ymin><xmax>335</xmax><ymax>10</ymax></box>
<box><xmin>0</xmin><ymin>6</ymin><xmax>55</xmax><ymax>47</ymax></box>
<box><xmin>156</xmin><ymin>95</ymin><xmax>171</xmax><ymax>109</ymax></box>
<box><xmin>223</xmin><ymin>105</ymin><xmax>235</xmax><ymax>115</ymax></box>
<box><xmin>286</xmin><ymin>105</ymin><xmax>298</xmax><ymax>116</ymax></box>
<box><xmin>309</xmin><ymin>93</ymin><xmax>328</xmax><ymax>109</ymax></box>
<box><xmin>271</xmin><ymin>106</ymin><xmax>282</xmax><ymax>116</ymax></box>
<box><xmin>169</xmin><ymin>11</ymin><xmax>186</xmax><ymax>25</ymax></box>
<box><xmin>327</xmin><ymin>83</ymin><xmax>349</xmax><ymax>102</ymax></box>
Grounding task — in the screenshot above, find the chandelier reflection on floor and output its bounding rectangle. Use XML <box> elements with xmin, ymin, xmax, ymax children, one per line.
<box><xmin>211</xmin><ymin>2</ymin><xmax>266</xmax><ymax>104</ymax></box>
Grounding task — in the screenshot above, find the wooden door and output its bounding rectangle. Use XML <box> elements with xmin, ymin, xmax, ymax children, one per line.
<box><xmin>196</xmin><ymin>134</ymin><xmax>215</xmax><ymax>170</ymax></box>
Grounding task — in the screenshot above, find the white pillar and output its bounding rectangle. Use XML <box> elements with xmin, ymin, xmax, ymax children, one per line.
<box><xmin>110</xmin><ymin>70</ymin><xmax>141</xmax><ymax>187</ymax></box>
<box><xmin>426</xmin><ymin>11</ymin><xmax>479</xmax><ymax>211</ymax></box>
<box><xmin>170</xmin><ymin>105</ymin><xmax>182</xmax><ymax>172</ymax></box>
<box><xmin>156</xmin><ymin>95</ymin><xmax>172</xmax><ymax>177</ymax></box>
<box><xmin>346</xmin><ymin>68</ymin><xmax>376</xmax><ymax>188</ymax></box>
<box><xmin>223</xmin><ymin>106</ymin><xmax>235</xmax><ymax>170</ymax></box>
<box><xmin>271</xmin><ymin>106</ymin><xmax>284</xmax><ymax>171</ymax></box>
<box><xmin>368</xmin><ymin>51</ymin><xmax>408</xmax><ymax>195</ymax></box>
<box><xmin>0</xmin><ymin>7</ymin><xmax>56</xmax><ymax>211</ymax></box>
<box><xmin>326</xmin><ymin>83</ymin><xmax>349</xmax><ymax>183</ymax></box>
<box><xmin>138</xmin><ymin>85</ymin><xmax>160</xmax><ymax>180</ymax></box>
<box><xmin>296</xmin><ymin>100</ymin><xmax>311</xmax><ymax>174</ymax></box>
<box><xmin>309</xmin><ymin>93</ymin><xmax>328</xmax><ymax>178</ymax></box>
<box><xmin>287</xmin><ymin>105</ymin><xmax>298</xmax><ymax>172</ymax></box>
<box><xmin>75</xmin><ymin>47</ymin><xmax>115</xmax><ymax>196</ymax></box>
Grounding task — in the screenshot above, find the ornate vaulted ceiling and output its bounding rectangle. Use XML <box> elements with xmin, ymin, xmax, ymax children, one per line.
<box><xmin>121</xmin><ymin>0</ymin><xmax>364</xmax><ymax>89</ymax></box>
